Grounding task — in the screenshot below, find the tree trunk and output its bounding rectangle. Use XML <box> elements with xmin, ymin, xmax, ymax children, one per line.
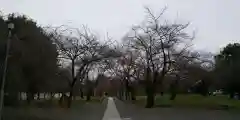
<box><xmin>170</xmin><ymin>91</ymin><xmax>176</xmax><ymax>100</ymax></box>
<box><xmin>160</xmin><ymin>92</ymin><xmax>164</xmax><ymax>96</ymax></box>
<box><xmin>125</xmin><ymin>77</ymin><xmax>130</xmax><ymax>100</ymax></box>
<box><xmin>145</xmin><ymin>84</ymin><xmax>155</xmax><ymax>108</ymax></box>
<box><xmin>118</xmin><ymin>90</ymin><xmax>120</xmax><ymax>100</ymax></box>
<box><xmin>80</xmin><ymin>88</ymin><xmax>84</xmax><ymax>99</ymax></box>
<box><xmin>145</xmin><ymin>87</ymin><xmax>155</xmax><ymax>108</ymax></box>
<box><xmin>125</xmin><ymin>91</ymin><xmax>129</xmax><ymax>100</ymax></box>
<box><xmin>144</xmin><ymin>66</ymin><xmax>155</xmax><ymax>108</ymax></box>
<box><xmin>229</xmin><ymin>92</ymin><xmax>234</xmax><ymax>99</ymax></box>
<box><xmin>44</xmin><ymin>93</ymin><xmax>47</xmax><ymax>100</ymax></box>
<box><xmin>86</xmin><ymin>93</ymin><xmax>91</xmax><ymax>101</ymax></box>
<box><xmin>5</xmin><ymin>91</ymin><xmax>19</xmax><ymax>106</ymax></box>
<box><xmin>237</xmin><ymin>93</ymin><xmax>240</xmax><ymax>100</ymax></box>
<box><xmin>67</xmin><ymin>59</ymin><xmax>75</xmax><ymax>108</ymax></box>
<box><xmin>120</xmin><ymin>87</ymin><xmax>123</xmax><ymax>100</ymax></box>
<box><xmin>50</xmin><ymin>92</ymin><xmax>54</xmax><ymax>101</ymax></box>
<box><xmin>19</xmin><ymin>92</ymin><xmax>21</xmax><ymax>100</ymax></box>
<box><xmin>59</xmin><ymin>92</ymin><xmax>65</xmax><ymax>107</ymax></box>
<box><xmin>68</xmin><ymin>89</ymin><xmax>73</xmax><ymax>108</ymax></box>
<box><xmin>121</xmin><ymin>90</ymin><xmax>123</xmax><ymax>100</ymax></box>
<box><xmin>27</xmin><ymin>92</ymin><xmax>34</xmax><ymax>104</ymax></box>
<box><xmin>170</xmin><ymin>77</ymin><xmax>179</xmax><ymax>100</ymax></box>
<box><xmin>37</xmin><ymin>92</ymin><xmax>40</xmax><ymax>100</ymax></box>
<box><xmin>86</xmin><ymin>89</ymin><xmax>92</xmax><ymax>101</ymax></box>
<box><xmin>131</xmin><ymin>88</ymin><xmax>136</xmax><ymax>101</ymax></box>
<box><xmin>73</xmin><ymin>95</ymin><xmax>76</xmax><ymax>100</ymax></box>
<box><xmin>118</xmin><ymin>90</ymin><xmax>122</xmax><ymax>100</ymax></box>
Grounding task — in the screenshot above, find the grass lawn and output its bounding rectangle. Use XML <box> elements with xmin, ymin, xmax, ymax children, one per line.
<box><xmin>16</xmin><ymin>96</ymin><xmax>103</xmax><ymax>108</ymax></box>
<box><xmin>135</xmin><ymin>94</ymin><xmax>240</xmax><ymax>110</ymax></box>
<box><xmin>3</xmin><ymin>96</ymin><xmax>104</xmax><ymax>120</ymax></box>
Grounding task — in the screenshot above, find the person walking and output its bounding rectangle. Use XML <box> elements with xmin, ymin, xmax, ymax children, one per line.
<box><xmin>101</xmin><ymin>92</ymin><xmax>108</xmax><ymax>102</ymax></box>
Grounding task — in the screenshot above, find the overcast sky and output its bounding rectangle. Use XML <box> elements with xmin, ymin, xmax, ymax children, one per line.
<box><xmin>1</xmin><ymin>0</ymin><xmax>239</xmax><ymax>53</ymax></box>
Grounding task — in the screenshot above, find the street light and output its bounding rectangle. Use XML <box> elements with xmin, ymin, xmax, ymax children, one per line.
<box><xmin>0</xmin><ymin>20</ymin><xmax>14</xmax><ymax>120</ymax></box>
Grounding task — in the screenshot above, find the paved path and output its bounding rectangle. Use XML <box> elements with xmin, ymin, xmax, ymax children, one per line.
<box><xmin>102</xmin><ymin>97</ymin><xmax>122</xmax><ymax>120</ymax></box>
<box><xmin>114</xmin><ymin>98</ymin><xmax>240</xmax><ymax>120</ymax></box>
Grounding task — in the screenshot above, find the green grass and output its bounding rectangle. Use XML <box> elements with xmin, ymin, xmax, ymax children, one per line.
<box><xmin>15</xmin><ymin>96</ymin><xmax>103</xmax><ymax>109</ymax></box>
<box><xmin>135</xmin><ymin>94</ymin><xmax>240</xmax><ymax>110</ymax></box>
<box><xmin>4</xmin><ymin>96</ymin><xmax>103</xmax><ymax>120</ymax></box>
<box><xmin>71</xmin><ymin>96</ymin><xmax>103</xmax><ymax>108</ymax></box>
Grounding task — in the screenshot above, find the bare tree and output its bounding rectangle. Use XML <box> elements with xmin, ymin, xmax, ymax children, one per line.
<box><xmin>124</xmin><ymin>7</ymin><xmax>194</xmax><ymax>108</ymax></box>
<box><xmin>50</xmin><ymin>26</ymin><xmax>120</xmax><ymax>107</ymax></box>
<box><xmin>105</xmin><ymin>48</ymin><xmax>141</xmax><ymax>100</ymax></box>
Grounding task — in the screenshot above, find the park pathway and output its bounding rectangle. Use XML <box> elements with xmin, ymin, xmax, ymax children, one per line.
<box><xmin>102</xmin><ymin>97</ymin><xmax>121</xmax><ymax>120</ymax></box>
<box><xmin>102</xmin><ymin>97</ymin><xmax>131</xmax><ymax>120</ymax></box>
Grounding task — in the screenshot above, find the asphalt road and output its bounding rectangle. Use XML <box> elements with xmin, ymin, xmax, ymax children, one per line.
<box><xmin>114</xmin><ymin>98</ymin><xmax>240</xmax><ymax>120</ymax></box>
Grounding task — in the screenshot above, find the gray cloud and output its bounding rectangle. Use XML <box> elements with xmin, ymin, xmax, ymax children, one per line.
<box><xmin>1</xmin><ymin>0</ymin><xmax>239</xmax><ymax>53</ymax></box>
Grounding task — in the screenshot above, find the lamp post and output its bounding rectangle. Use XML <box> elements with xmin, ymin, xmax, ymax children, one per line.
<box><xmin>0</xmin><ymin>21</ymin><xmax>14</xmax><ymax>120</ymax></box>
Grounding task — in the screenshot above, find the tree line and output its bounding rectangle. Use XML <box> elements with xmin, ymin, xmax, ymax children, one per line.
<box><xmin>0</xmin><ymin>8</ymin><xmax>239</xmax><ymax>108</ymax></box>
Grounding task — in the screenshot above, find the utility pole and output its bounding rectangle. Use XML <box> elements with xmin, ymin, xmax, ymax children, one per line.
<box><xmin>0</xmin><ymin>21</ymin><xmax>14</xmax><ymax>120</ymax></box>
